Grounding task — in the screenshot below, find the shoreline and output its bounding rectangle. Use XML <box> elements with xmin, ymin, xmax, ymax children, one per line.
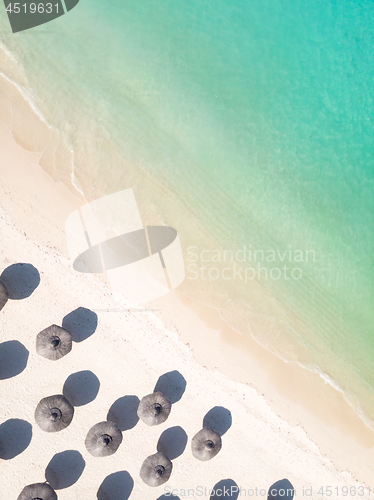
<box><xmin>1</xmin><ymin>108</ymin><xmax>374</xmax><ymax>492</ymax></box>
<box><xmin>152</xmin><ymin>291</ymin><xmax>374</xmax><ymax>480</ymax></box>
<box><xmin>1</xmin><ymin>49</ymin><xmax>373</xmax><ymax>434</ymax></box>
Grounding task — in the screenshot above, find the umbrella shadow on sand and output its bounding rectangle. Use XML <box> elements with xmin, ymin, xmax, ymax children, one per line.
<box><xmin>0</xmin><ymin>340</ymin><xmax>29</xmax><ymax>380</ymax></box>
<box><xmin>158</xmin><ymin>496</ymin><xmax>180</xmax><ymax>500</ymax></box>
<box><xmin>97</xmin><ymin>471</ymin><xmax>134</xmax><ymax>500</ymax></box>
<box><xmin>45</xmin><ymin>450</ymin><xmax>85</xmax><ymax>489</ymax></box>
<box><xmin>203</xmin><ymin>406</ymin><xmax>232</xmax><ymax>436</ymax></box>
<box><xmin>210</xmin><ymin>479</ymin><xmax>240</xmax><ymax>499</ymax></box>
<box><xmin>268</xmin><ymin>479</ymin><xmax>295</xmax><ymax>500</ymax></box>
<box><xmin>63</xmin><ymin>370</ymin><xmax>100</xmax><ymax>407</ymax></box>
<box><xmin>0</xmin><ymin>263</ymin><xmax>40</xmax><ymax>300</ymax></box>
<box><xmin>154</xmin><ymin>370</ymin><xmax>187</xmax><ymax>404</ymax></box>
<box><xmin>107</xmin><ymin>395</ymin><xmax>140</xmax><ymax>431</ymax></box>
<box><xmin>157</xmin><ymin>426</ymin><xmax>188</xmax><ymax>460</ymax></box>
<box><xmin>0</xmin><ymin>418</ymin><xmax>32</xmax><ymax>460</ymax></box>
<box><xmin>62</xmin><ymin>307</ymin><xmax>98</xmax><ymax>342</ymax></box>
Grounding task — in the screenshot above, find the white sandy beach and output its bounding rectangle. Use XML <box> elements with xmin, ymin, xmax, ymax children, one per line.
<box><xmin>0</xmin><ymin>106</ymin><xmax>374</xmax><ymax>500</ymax></box>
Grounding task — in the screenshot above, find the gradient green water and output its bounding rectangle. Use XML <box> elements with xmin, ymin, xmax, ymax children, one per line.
<box><xmin>1</xmin><ymin>1</ymin><xmax>373</xmax><ymax>421</ymax></box>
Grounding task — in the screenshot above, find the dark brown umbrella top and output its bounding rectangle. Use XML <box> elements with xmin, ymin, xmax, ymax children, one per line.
<box><xmin>137</xmin><ymin>391</ymin><xmax>171</xmax><ymax>426</ymax></box>
<box><xmin>139</xmin><ymin>452</ymin><xmax>172</xmax><ymax>487</ymax></box>
<box><xmin>85</xmin><ymin>421</ymin><xmax>123</xmax><ymax>457</ymax></box>
<box><xmin>36</xmin><ymin>325</ymin><xmax>72</xmax><ymax>361</ymax></box>
<box><xmin>17</xmin><ymin>482</ymin><xmax>57</xmax><ymax>500</ymax></box>
<box><xmin>35</xmin><ymin>395</ymin><xmax>74</xmax><ymax>433</ymax></box>
<box><xmin>191</xmin><ymin>428</ymin><xmax>222</xmax><ymax>461</ymax></box>
<box><xmin>0</xmin><ymin>281</ymin><xmax>8</xmax><ymax>311</ymax></box>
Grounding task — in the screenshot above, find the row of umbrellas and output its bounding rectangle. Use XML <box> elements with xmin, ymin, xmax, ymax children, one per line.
<box><xmin>34</xmin><ymin>391</ymin><xmax>176</xmax><ymax>430</ymax></box>
<box><xmin>4</xmin><ymin>303</ymin><xmax>223</xmax><ymax>497</ymax></box>
<box><xmin>17</xmin><ymin>477</ymin><xmax>295</xmax><ymax>500</ymax></box>
<box><xmin>34</xmin><ymin>393</ymin><xmax>222</xmax><ymax>464</ymax></box>
<box><xmin>17</xmin><ymin>394</ymin><xmax>221</xmax><ymax>499</ymax></box>
<box><xmin>16</xmin><ymin>451</ymin><xmax>172</xmax><ymax>499</ymax></box>
<box><xmin>34</xmin><ymin>327</ymin><xmax>222</xmax><ymax>461</ymax></box>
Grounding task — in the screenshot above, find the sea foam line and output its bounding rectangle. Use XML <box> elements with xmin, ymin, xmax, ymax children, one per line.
<box><xmin>0</xmin><ymin>71</ymin><xmax>52</xmax><ymax>128</ymax></box>
<box><xmin>181</xmin><ymin>291</ymin><xmax>374</xmax><ymax>434</ymax></box>
<box><xmin>0</xmin><ymin>41</ymin><xmax>52</xmax><ymax>129</ymax></box>
<box><xmin>1</xmin><ymin>36</ymin><xmax>372</xmax><ymax>438</ymax></box>
<box><xmin>300</xmin><ymin>361</ymin><xmax>374</xmax><ymax>432</ymax></box>
<box><xmin>0</xmin><ymin>42</ymin><xmax>87</xmax><ymax>201</ymax></box>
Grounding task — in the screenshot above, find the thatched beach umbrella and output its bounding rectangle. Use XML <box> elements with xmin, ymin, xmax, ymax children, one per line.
<box><xmin>85</xmin><ymin>421</ymin><xmax>123</xmax><ymax>457</ymax></box>
<box><xmin>140</xmin><ymin>452</ymin><xmax>172</xmax><ymax>487</ymax></box>
<box><xmin>36</xmin><ymin>325</ymin><xmax>72</xmax><ymax>361</ymax></box>
<box><xmin>0</xmin><ymin>281</ymin><xmax>8</xmax><ymax>311</ymax></box>
<box><xmin>17</xmin><ymin>482</ymin><xmax>57</xmax><ymax>500</ymax></box>
<box><xmin>191</xmin><ymin>428</ymin><xmax>222</xmax><ymax>461</ymax></box>
<box><xmin>35</xmin><ymin>395</ymin><xmax>74</xmax><ymax>432</ymax></box>
<box><xmin>137</xmin><ymin>391</ymin><xmax>171</xmax><ymax>426</ymax></box>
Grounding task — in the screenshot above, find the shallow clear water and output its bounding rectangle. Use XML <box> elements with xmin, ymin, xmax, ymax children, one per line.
<box><xmin>1</xmin><ymin>0</ymin><xmax>373</xmax><ymax>421</ymax></box>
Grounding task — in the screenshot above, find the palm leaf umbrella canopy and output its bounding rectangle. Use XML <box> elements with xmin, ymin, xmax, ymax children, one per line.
<box><xmin>35</xmin><ymin>395</ymin><xmax>74</xmax><ymax>432</ymax></box>
<box><xmin>191</xmin><ymin>428</ymin><xmax>222</xmax><ymax>461</ymax></box>
<box><xmin>17</xmin><ymin>482</ymin><xmax>57</xmax><ymax>500</ymax></box>
<box><xmin>0</xmin><ymin>281</ymin><xmax>8</xmax><ymax>311</ymax></box>
<box><xmin>36</xmin><ymin>325</ymin><xmax>72</xmax><ymax>361</ymax></box>
<box><xmin>137</xmin><ymin>391</ymin><xmax>171</xmax><ymax>426</ymax></box>
<box><xmin>140</xmin><ymin>452</ymin><xmax>172</xmax><ymax>487</ymax></box>
<box><xmin>85</xmin><ymin>421</ymin><xmax>123</xmax><ymax>457</ymax></box>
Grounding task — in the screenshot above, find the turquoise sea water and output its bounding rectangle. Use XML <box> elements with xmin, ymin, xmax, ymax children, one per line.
<box><xmin>0</xmin><ymin>1</ymin><xmax>373</xmax><ymax>421</ymax></box>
